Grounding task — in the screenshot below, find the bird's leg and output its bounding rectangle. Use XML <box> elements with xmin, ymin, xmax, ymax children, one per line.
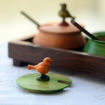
<box><xmin>59</xmin><ymin>18</ymin><xmax>69</xmax><ymax>26</ymax></box>
<box><xmin>36</xmin><ymin>74</ymin><xmax>50</xmax><ymax>81</ymax></box>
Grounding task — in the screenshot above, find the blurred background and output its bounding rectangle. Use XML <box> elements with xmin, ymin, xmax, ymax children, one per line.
<box><xmin>0</xmin><ymin>0</ymin><xmax>105</xmax><ymax>42</ymax></box>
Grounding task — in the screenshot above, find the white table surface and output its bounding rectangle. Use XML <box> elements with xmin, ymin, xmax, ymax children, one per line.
<box><xmin>0</xmin><ymin>43</ymin><xmax>105</xmax><ymax>105</ymax></box>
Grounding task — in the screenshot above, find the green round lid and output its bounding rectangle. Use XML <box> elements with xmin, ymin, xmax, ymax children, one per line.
<box><xmin>16</xmin><ymin>73</ymin><xmax>72</xmax><ymax>93</ymax></box>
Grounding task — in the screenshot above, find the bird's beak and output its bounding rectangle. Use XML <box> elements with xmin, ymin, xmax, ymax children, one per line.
<box><xmin>49</xmin><ymin>59</ymin><xmax>53</xmax><ymax>63</ymax></box>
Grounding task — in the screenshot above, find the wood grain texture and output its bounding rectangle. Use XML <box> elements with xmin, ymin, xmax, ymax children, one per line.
<box><xmin>8</xmin><ymin>35</ymin><xmax>105</xmax><ymax>78</ymax></box>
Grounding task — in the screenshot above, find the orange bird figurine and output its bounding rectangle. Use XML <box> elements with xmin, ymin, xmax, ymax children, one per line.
<box><xmin>27</xmin><ymin>57</ymin><xmax>53</xmax><ymax>81</ymax></box>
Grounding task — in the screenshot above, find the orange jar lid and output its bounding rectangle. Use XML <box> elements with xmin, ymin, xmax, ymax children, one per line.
<box><xmin>39</xmin><ymin>22</ymin><xmax>81</xmax><ymax>35</ymax></box>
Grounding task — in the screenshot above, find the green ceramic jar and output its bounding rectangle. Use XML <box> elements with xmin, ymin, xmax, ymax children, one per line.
<box><xmin>93</xmin><ymin>31</ymin><xmax>105</xmax><ymax>37</ymax></box>
<box><xmin>83</xmin><ymin>31</ymin><xmax>105</xmax><ymax>57</ymax></box>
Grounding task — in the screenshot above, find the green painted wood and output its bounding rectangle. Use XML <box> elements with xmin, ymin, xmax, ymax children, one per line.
<box><xmin>86</xmin><ymin>31</ymin><xmax>105</xmax><ymax>40</ymax></box>
<box><xmin>16</xmin><ymin>73</ymin><xmax>72</xmax><ymax>93</ymax></box>
<box><xmin>93</xmin><ymin>31</ymin><xmax>105</xmax><ymax>38</ymax></box>
<box><xmin>83</xmin><ymin>39</ymin><xmax>105</xmax><ymax>56</ymax></box>
<box><xmin>83</xmin><ymin>32</ymin><xmax>105</xmax><ymax>57</ymax></box>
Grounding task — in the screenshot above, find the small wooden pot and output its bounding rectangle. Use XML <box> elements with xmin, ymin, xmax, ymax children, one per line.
<box><xmin>93</xmin><ymin>31</ymin><xmax>105</xmax><ymax>41</ymax></box>
<box><xmin>83</xmin><ymin>32</ymin><xmax>105</xmax><ymax>56</ymax></box>
<box><xmin>33</xmin><ymin>22</ymin><xmax>86</xmax><ymax>49</ymax></box>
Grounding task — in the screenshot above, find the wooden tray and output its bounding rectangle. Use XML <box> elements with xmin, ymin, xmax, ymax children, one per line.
<box><xmin>8</xmin><ymin>35</ymin><xmax>105</xmax><ymax>78</ymax></box>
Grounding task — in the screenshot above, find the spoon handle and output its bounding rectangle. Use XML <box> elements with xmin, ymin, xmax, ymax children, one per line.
<box><xmin>71</xmin><ymin>19</ymin><xmax>98</xmax><ymax>40</ymax></box>
<box><xmin>21</xmin><ymin>11</ymin><xmax>40</xmax><ymax>27</ymax></box>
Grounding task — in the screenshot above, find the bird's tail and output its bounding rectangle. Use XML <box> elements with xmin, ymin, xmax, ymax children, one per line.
<box><xmin>71</xmin><ymin>15</ymin><xmax>75</xmax><ymax>20</ymax></box>
<box><xmin>27</xmin><ymin>65</ymin><xmax>36</xmax><ymax>70</ymax></box>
